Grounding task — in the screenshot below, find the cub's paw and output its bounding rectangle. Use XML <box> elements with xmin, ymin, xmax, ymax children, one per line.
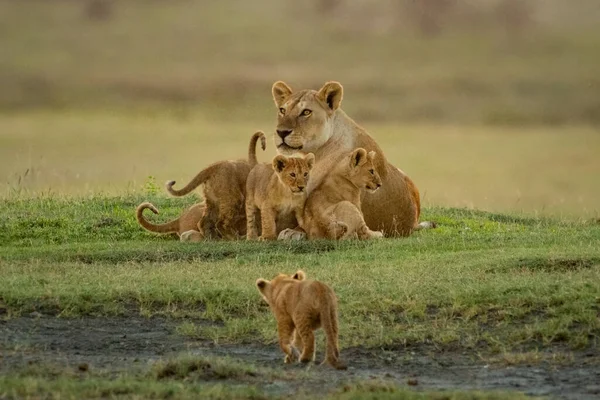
<box><xmin>180</xmin><ymin>230</ymin><xmax>203</xmax><ymax>242</ymax></box>
<box><xmin>277</xmin><ymin>228</ymin><xmax>307</xmax><ymax>241</ymax></box>
<box><xmin>284</xmin><ymin>348</ymin><xmax>300</xmax><ymax>364</ymax></box>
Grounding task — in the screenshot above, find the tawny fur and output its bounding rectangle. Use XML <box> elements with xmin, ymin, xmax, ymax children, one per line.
<box><xmin>136</xmin><ymin>202</ymin><xmax>205</xmax><ymax>242</ymax></box>
<box><xmin>271</xmin><ymin>81</ymin><xmax>434</xmax><ymax>237</ymax></box>
<box><xmin>256</xmin><ymin>270</ymin><xmax>346</xmax><ymax>370</ymax></box>
<box><xmin>303</xmin><ymin>148</ymin><xmax>384</xmax><ymax>240</ymax></box>
<box><xmin>245</xmin><ymin>153</ymin><xmax>314</xmax><ymax>240</ymax></box>
<box><xmin>165</xmin><ymin>131</ymin><xmax>266</xmax><ymax>239</ymax></box>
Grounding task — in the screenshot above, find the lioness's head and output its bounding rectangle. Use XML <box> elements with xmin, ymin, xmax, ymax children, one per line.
<box><xmin>272</xmin><ymin>153</ymin><xmax>315</xmax><ymax>195</ymax></box>
<box><xmin>271</xmin><ymin>81</ymin><xmax>343</xmax><ymax>154</ymax></box>
<box><xmin>346</xmin><ymin>148</ymin><xmax>382</xmax><ymax>193</ymax></box>
<box><xmin>256</xmin><ymin>270</ymin><xmax>306</xmax><ymax>303</ymax></box>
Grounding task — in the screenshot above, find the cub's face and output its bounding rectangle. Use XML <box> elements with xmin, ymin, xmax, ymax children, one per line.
<box><xmin>272</xmin><ymin>153</ymin><xmax>315</xmax><ymax>195</ymax></box>
<box><xmin>347</xmin><ymin>148</ymin><xmax>382</xmax><ymax>193</ymax></box>
<box><xmin>271</xmin><ymin>81</ymin><xmax>343</xmax><ymax>155</ymax></box>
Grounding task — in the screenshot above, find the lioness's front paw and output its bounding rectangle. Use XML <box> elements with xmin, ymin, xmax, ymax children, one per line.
<box><xmin>368</xmin><ymin>230</ymin><xmax>384</xmax><ymax>239</ymax></box>
<box><xmin>277</xmin><ymin>228</ymin><xmax>307</xmax><ymax>241</ymax></box>
<box><xmin>180</xmin><ymin>230</ymin><xmax>203</xmax><ymax>242</ymax></box>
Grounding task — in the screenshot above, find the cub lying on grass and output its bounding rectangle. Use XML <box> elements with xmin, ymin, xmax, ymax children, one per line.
<box><xmin>245</xmin><ymin>153</ymin><xmax>314</xmax><ymax>240</ymax></box>
<box><xmin>302</xmin><ymin>148</ymin><xmax>383</xmax><ymax>240</ymax></box>
<box><xmin>165</xmin><ymin>131</ymin><xmax>266</xmax><ymax>240</ymax></box>
<box><xmin>256</xmin><ymin>270</ymin><xmax>347</xmax><ymax>370</ymax></box>
<box><xmin>136</xmin><ymin>202</ymin><xmax>205</xmax><ymax>241</ymax></box>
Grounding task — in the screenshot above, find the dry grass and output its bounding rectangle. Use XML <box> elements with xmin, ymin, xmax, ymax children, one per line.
<box><xmin>1</xmin><ymin>112</ymin><xmax>598</xmax><ymax>217</ymax></box>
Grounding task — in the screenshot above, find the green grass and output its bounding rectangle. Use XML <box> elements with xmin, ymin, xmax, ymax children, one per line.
<box><xmin>0</xmin><ymin>357</ymin><xmax>534</xmax><ymax>400</ymax></box>
<box><xmin>1</xmin><ymin>194</ymin><xmax>598</xmax><ymax>353</ymax></box>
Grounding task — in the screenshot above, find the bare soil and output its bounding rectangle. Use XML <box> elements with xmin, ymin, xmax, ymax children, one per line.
<box><xmin>1</xmin><ymin>316</ymin><xmax>599</xmax><ymax>399</ymax></box>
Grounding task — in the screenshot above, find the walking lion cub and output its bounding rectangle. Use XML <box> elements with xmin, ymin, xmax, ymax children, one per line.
<box><xmin>256</xmin><ymin>270</ymin><xmax>346</xmax><ymax>370</ymax></box>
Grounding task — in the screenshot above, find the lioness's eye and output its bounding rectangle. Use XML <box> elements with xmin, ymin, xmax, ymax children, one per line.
<box><xmin>301</xmin><ymin>109</ymin><xmax>312</xmax><ymax>116</ymax></box>
<box><xmin>279</xmin><ymin>108</ymin><xmax>286</xmax><ymax>115</ymax></box>
<box><xmin>290</xmin><ymin>172</ymin><xmax>296</xmax><ymax>177</ymax></box>
<box><xmin>369</xmin><ymin>169</ymin><xmax>374</xmax><ymax>175</ymax></box>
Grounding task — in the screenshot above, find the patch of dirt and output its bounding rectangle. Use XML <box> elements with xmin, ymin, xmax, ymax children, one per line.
<box><xmin>1</xmin><ymin>316</ymin><xmax>599</xmax><ymax>399</ymax></box>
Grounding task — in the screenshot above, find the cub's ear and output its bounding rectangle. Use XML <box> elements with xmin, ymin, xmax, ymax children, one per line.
<box><xmin>272</xmin><ymin>81</ymin><xmax>293</xmax><ymax>108</ymax></box>
<box><xmin>317</xmin><ymin>81</ymin><xmax>343</xmax><ymax>112</ymax></box>
<box><xmin>304</xmin><ymin>153</ymin><xmax>315</xmax><ymax>170</ymax></box>
<box><xmin>292</xmin><ymin>270</ymin><xmax>306</xmax><ymax>281</ymax></box>
<box><xmin>272</xmin><ymin>155</ymin><xmax>288</xmax><ymax>173</ymax></box>
<box><xmin>367</xmin><ymin>151</ymin><xmax>377</xmax><ymax>162</ymax></box>
<box><xmin>350</xmin><ymin>148</ymin><xmax>368</xmax><ymax>168</ymax></box>
<box><xmin>256</xmin><ymin>279</ymin><xmax>268</xmax><ymax>290</ymax></box>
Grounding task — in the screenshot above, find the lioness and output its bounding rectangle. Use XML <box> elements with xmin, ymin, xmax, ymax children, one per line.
<box><xmin>271</xmin><ymin>80</ymin><xmax>434</xmax><ymax>237</ymax></box>
<box><xmin>246</xmin><ymin>153</ymin><xmax>314</xmax><ymax>240</ymax></box>
<box><xmin>166</xmin><ymin>131</ymin><xmax>266</xmax><ymax>239</ymax></box>
<box><xmin>136</xmin><ymin>202</ymin><xmax>205</xmax><ymax>242</ymax></box>
<box><xmin>303</xmin><ymin>148</ymin><xmax>383</xmax><ymax>240</ymax></box>
<box><xmin>256</xmin><ymin>270</ymin><xmax>346</xmax><ymax>370</ymax></box>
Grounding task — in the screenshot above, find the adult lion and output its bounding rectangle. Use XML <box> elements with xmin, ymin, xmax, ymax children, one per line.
<box><xmin>271</xmin><ymin>80</ymin><xmax>432</xmax><ymax>237</ymax></box>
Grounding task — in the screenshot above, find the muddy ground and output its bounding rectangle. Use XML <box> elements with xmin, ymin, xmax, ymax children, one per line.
<box><xmin>1</xmin><ymin>316</ymin><xmax>599</xmax><ymax>399</ymax></box>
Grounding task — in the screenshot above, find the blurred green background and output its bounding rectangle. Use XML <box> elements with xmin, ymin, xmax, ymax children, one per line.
<box><xmin>1</xmin><ymin>0</ymin><xmax>599</xmax><ymax>217</ymax></box>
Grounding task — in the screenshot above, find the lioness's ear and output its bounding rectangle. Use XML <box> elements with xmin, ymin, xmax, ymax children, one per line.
<box><xmin>256</xmin><ymin>279</ymin><xmax>268</xmax><ymax>290</ymax></box>
<box><xmin>272</xmin><ymin>155</ymin><xmax>288</xmax><ymax>173</ymax></box>
<box><xmin>317</xmin><ymin>81</ymin><xmax>343</xmax><ymax>112</ymax></box>
<box><xmin>305</xmin><ymin>153</ymin><xmax>315</xmax><ymax>170</ymax></box>
<box><xmin>292</xmin><ymin>270</ymin><xmax>306</xmax><ymax>280</ymax></box>
<box><xmin>350</xmin><ymin>148</ymin><xmax>368</xmax><ymax>168</ymax></box>
<box><xmin>272</xmin><ymin>81</ymin><xmax>293</xmax><ymax>108</ymax></box>
<box><xmin>367</xmin><ymin>151</ymin><xmax>377</xmax><ymax>162</ymax></box>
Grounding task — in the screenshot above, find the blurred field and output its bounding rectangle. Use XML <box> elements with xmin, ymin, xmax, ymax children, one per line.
<box><xmin>1</xmin><ymin>112</ymin><xmax>599</xmax><ymax>217</ymax></box>
<box><xmin>0</xmin><ymin>0</ymin><xmax>598</xmax><ymax>216</ymax></box>
<box><xmin>1</xmin><ymin>0</ymin><xmax>599</xmax><ymax>124</ymax></box>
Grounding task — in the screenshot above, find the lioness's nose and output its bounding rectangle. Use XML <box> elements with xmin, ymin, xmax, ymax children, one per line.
<box><xmin>277</xmin><ymin>129</ymin><xmax>292</xmax><ymax>139</ymax></box>
<box><xmin>376</xmin><ymin>183</ymin><xmax>382</xmax><ymax>188</ymax></box>
<box><xmin>297</xmin><ymin>186</ymin><xmax>305</xmax><ymax>192</ymax></box>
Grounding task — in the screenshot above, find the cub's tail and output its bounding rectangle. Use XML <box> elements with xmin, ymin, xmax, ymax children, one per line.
<box><xmin>248</xmin><ymin>130</ymin><xmax>266</xmax><ymax>167</ymax></box>
<box><xmin>166</xmin><ymin>163</ymin><xmax>223</xmax><ymax>197</ymax></box>
<box><xmin>136</xmin><ymin>202</ymin><xmax>180</xmax><ymax>234</ymax></box>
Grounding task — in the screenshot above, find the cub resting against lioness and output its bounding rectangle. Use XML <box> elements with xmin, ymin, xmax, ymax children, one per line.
<box><xmin>256</xmin><ymin>270</ymin><xmax>346</xmax><ymax>370</ymax></box>
<box><xmin>271</xmin><ymin>80</ymin><xmax>435</xmax><ymax>238</ymax></box>
<box><xmin>245</xmin><ymin>153</ymin><xmax>314</xmax><ymax>240</ymax></box>
<box><xmin>164</xmin><ymin>131</ymin><xmax>266</xmax><ymax>240</ymax></box>
<box><xmin>303</xmin><ymin>148</ymin><xmax>383</xmax><ymax>240</ymax></box>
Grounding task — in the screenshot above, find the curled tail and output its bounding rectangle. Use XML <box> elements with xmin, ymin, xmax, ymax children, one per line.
<box><xmin>248</xmin><ymin>130</ymin><xmax>266</xmax><ymax>167</ymax></box>
<box><xmin>136</xmin><ymin>202</ymin><xmax>180</xmax><ymax>234</ymax></box>
<box><xmin>320</xmin><ymin>300</ymin><xmax>347</xmax><ymax>370</ymax></box>
<box><xmin>166</xmin><ymin>163</ymin><xmax>223</xmax><ymax>197</ymax></box>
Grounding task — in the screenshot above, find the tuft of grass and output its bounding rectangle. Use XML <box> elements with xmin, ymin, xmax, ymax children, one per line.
<box><xmin>151</xmin><ymin>355</ymin><xmax>265</xmax><ymax>381</ymax></box>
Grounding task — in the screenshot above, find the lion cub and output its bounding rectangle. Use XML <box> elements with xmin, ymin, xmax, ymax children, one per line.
<box><xmin>256</xmin><ymin>270</ymin><xmax>346</xmax><ymax>370</ymax></box>
<box><xmin>303</xmin><ymin>148</ymin><xmax>383</xmax><ymax>240</ymax></box>
<box><xmin>136</xmin><ymin>202</ymin><xmax>205</xmax><ymax>242</ymax></box>
<box><xmin>245</xmin><ymin>153</ymin><xmax>314</xmax><ymax>240</ymax></box>
<box><xmin>165</xmin><ymin>131</ymin><xmax>266</xmax><ymax>240</ymax></box>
